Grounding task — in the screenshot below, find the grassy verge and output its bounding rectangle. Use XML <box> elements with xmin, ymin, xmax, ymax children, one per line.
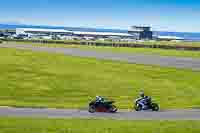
<box><xmin>7</xmin><ymin>41</ymin><xmax>200</xmax><ymax>58</ymax></box>
<box><xmin>142</xmin><ymin>41</ymin><xmax>200</xmax><ymax>46</ymax></box>
<box><xmin>4</xmin><ymin>39</ymin><xmax>200</xmax><ymax>46</ymax></box>
<box><xmin>0</xmin><ymin>48</ymin><xmax>200</xmax><ymax>109</ymax></box>
<box><xmin>0</xmin><ymin>117</ymin><xmax>200</xmax><ymax>133</ymax></box>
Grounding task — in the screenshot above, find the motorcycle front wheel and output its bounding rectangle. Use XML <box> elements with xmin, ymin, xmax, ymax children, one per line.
<box><xmin>134</xmin><ymin>104</ymin><xmax>142</xmax><ymax>111</ymax></box>
<box><xmin>151</xmin><ymin>103</ymin><xmax>159</xmax><ymax>111</ymax></box>
<box><xmin>109</xmin><ymin>105</ymin><xmax>118</xmax><ymax>113</ymax></box>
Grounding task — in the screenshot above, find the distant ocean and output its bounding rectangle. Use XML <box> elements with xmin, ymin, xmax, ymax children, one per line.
<box><xmin>1</xmin><ymin>24</ymin><xmax>200</xmax><ymax>41</ymax></box>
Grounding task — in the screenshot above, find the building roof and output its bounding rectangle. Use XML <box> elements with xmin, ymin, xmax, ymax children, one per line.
<box><xmin>16</xmin><ymin>28</ymin><xmax>72</xmax><ymax>33</ymax></box>
<box><xmin>129</xmin><ymin>26</ymin><xmax>151</xmax><ymax>32</ymax></box>
<box><xmin>16</xmin><ymin>28</ymin><xmax>134</xmax><ymax>37</ymax></box>
<box><xmin>73</xmin><ymin>31</ymin><xmax>133</xmax><ymax>37</ymax></box>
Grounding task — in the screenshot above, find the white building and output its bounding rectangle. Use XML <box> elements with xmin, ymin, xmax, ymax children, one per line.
<box><xmin>16</xmin><ymin>28</ymin><xmax>138</xmax><ymax>41</ymax></box>
<box><xmin>16</xmin><ymin>28</ymin><xmax>73</xmax><ymax>36</ymax></box>
<box><xmin>73</xmin><ymin>31</ymin><xmax>134</xmax><ymax>38</ymax></box>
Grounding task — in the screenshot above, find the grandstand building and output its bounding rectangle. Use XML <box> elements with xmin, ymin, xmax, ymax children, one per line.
<box><xmin>128</xmin><ymin>26</ymin><xmax>153</xmax><ymax>40</ymax></box>
<box><xmin>16</xmin><ymin>26</ymin><xmax>153</xmax><ymax>40</ymax></box>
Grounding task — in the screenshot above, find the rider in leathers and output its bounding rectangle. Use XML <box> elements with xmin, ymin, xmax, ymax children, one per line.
<box><xmin>136</xmin><ymin>91</ymin><xmax>151</xmax><ymax>109</ymax></box>
<box><xmin>96</xmin><ymin>96</ymin><xmax>105</xmax><ymax>103</ymax></box>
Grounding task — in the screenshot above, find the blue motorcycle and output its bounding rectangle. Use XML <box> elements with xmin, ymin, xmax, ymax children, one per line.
<box><xmin>134</xmin><ymin>97</ymin><xmax>159</xmax><ymax>111</ymax></box>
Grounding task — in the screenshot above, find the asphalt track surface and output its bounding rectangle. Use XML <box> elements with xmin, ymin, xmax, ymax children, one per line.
<box><xmin>1</xmin><ymin>107</ymin><xmax>200</xmax><ymax>120</ymax></box>
<box><xmin>1</xmin><ymin>43</ymin><xmax>200</xmax><ymax>71</ymax></box>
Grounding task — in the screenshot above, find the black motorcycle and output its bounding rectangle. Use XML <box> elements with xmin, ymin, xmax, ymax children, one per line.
<box><xmin>134</xmin><ymin>97</ymin><xmax>159</xmax><ymax>111</ymax></box>
<box><xmin>88</xmin><ymin>99</ymin><xmax>118</xmax><ymax>113</ymax></box>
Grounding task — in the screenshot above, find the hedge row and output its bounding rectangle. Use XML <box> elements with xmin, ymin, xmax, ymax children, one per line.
<box><xmin>4</xmin><ymin>39</ymin><xmax>200</xmax><ymax>51</ymax></box>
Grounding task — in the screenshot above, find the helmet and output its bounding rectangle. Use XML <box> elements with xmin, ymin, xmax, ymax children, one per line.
<box><xmin>96</xmin><ymin>96</ymin><xmax>100</xmax><ymax>99</ymax></box>
<box><xmin>139</xmin><ymin>91</ymin><xmax>145</xmax><ymax>97</ymax></box>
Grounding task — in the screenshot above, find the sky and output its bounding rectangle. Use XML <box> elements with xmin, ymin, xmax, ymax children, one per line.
<box><xmin>0</xmin><ymin>0</ymin><xmax>200</xmax><ymax>32</ymax></box>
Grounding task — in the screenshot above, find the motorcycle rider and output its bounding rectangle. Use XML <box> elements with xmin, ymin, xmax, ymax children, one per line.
<box><xmin>137</xmin><ymin>90</ymin><xmax>151</xmax><ymax>109</ymax></box>
<box><xmin>96</xmin><ymin>96</ymin><xmax>105</xmax><ymax>103</ymax></box>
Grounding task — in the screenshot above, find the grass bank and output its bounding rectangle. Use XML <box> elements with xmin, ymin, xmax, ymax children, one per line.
<box><xmin>0</xmin><ymin>117</ymin><xmax>200</xmax><ymax>133</ymax></box>
<box><xmin>4</xmin><ymin>39</ymin><xmax>200</xmax><ymax>46</ymax></box>
<box><xmin>5</xmin><ymin>41</ymin><xmax>200</xmax><ymax>58</ymax></box>
<box><xmin>0</xmin><ymin>48</ymin><xmax>200</xmax><ymax>109</ymax></box>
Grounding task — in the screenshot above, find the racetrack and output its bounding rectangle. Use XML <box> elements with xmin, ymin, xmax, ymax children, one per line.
<box><xmin>1</xmin><ymin>43</ymin><xmax>200</xmax><ymax>70</ymax></box>
<box><xmin>1</xmin><ymin>43</ymin><xmax>200</xmax><ymax>120</ymax></box>
<box><xmin>1</xmin><ymin>107</ymin><xmax>200</xmax><ymax>120</ymax></box>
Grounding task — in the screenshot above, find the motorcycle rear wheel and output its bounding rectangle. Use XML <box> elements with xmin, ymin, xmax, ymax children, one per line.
<box><xmin>88</xmin><ymin>105</ymin><xmax>96</xmax><ymax>113</ymax></box>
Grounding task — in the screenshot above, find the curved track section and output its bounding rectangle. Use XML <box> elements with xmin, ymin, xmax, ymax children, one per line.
<box><xmin>1</xmin><ymin>43</ymin><xmax>200</xmax><ymax>70</ymax></box>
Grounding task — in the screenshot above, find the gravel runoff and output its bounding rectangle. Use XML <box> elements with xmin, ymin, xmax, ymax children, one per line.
<box><xmin>0</xmin><ymin>107</ymin><xmax>200</xmax><ymax>120</ymax></box>
<box><xmin>1</xmin><ymin>43</ymin><xmax>200</xmax><ymax>71</ymax></box>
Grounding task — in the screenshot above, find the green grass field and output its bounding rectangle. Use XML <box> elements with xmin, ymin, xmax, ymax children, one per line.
<box><xmin>142</xmin><ymin>41</ymin><xmax>200</xmax><ymax>46</ymax></box>
<box><xmin>0</xmin><ymin>48</ymin><xmax>200</xmax><ymax>109</ymax></box>
<box><xmin>7</xmin><ymin>41</ymin><xmax>200</xmax><ymax>58</ymax></box>
<box><xmin>6</xmin><ymin>39</ymin><xmax>200</xmax><ymax>46</ymax></box>
<box><xmin>0</xmin><ymin>117</ymin><xmax>200</xmax><ymax>133</ymax></box>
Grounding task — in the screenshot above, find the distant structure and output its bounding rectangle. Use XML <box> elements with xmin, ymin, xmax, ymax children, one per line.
<box><xmin>15</xmin><ymin>28</ymin><xmax>136</xmax><ymax>41</ymax></box>
<box><xmin>15</xmin><ymin>26</ymin><xmax>154</xmax><ymax>41</ymax></box>
<box><xmin>16</xmin><ymin>28</ymin><xmax>73</xmax><ymax>36</ymax></box>
<box><xmin>128</xmin><ymin>26</ymin><xmax>153</xmax><ymax>40</ymax></box>
<box><xmin>16</xmin><ymin>28</ymin><xmax>133</xmax><ymax>37</ymax></box>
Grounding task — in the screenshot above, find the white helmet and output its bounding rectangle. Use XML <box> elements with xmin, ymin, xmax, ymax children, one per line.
<box><xmin>139</xmin><ymin>90</ymin><xmax>145</xmax><ymax>97</ymax></box>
